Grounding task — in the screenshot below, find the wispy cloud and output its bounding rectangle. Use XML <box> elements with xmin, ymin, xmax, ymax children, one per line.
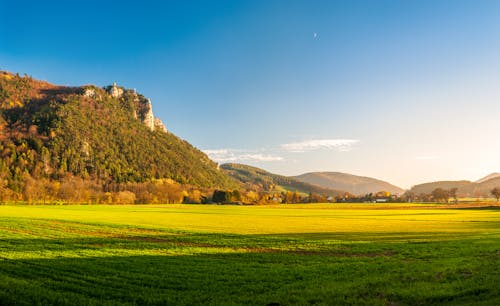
<box><xmin>203</xmin><ymin>149</ymin><xmax>283</xmax><ymax>163</ymax></box>
<box><xmin>203</xmin><ymin>149</ymin><xmax>230</xmax><ymax>155</ymax></box>
<box><xmin>204</xmin><ymin>138</ymin><xmax>358</xmax><ymax>164</ymax></box>
<box><xmin>281</xmin><ymin>139</ymin><xmax>359</xmax><ymax>153</ymax></box>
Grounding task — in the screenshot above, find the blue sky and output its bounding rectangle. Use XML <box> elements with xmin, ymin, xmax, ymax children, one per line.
<box><xmin>2</xmin><ymin>0</ymin><xmax>500</xmax><ymax>188</ymax></box>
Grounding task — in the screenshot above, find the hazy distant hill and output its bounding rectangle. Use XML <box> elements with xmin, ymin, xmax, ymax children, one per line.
<box><xmin>410</xmin><ymin>176</ymin><xmax>500</xmax><ymax>197</ymax></box>
<box><xmin>410</xmin><ymin>181</ymin><xmax>474</xmax><ymax>196</ymax></box>
<box><xmin>221</xmin><ymin>163</ymin><xmax>343</xmax><ymax>196</ymax></box>
<box><xmin>294</xmin><ymin>172</ymin><xmax>405</xmax><ymax>196</ymax></box>
<box><xmin>476</xmin><ymin>173</ymin><xmax>500</xmax><ymax>183</ymax></box>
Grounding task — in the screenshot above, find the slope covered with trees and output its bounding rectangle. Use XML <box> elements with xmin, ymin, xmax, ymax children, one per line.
<box><xmin>410</xmin><ymin>177</ymin><xmax>500</xmax><ymax>198</ymax></box>
<box><xmin>294</xmin><ymin>172</ymin><xmax>404</xmax><ymax>196</ymax></box>
<box><xmin>0</xmin><ymin>70</ymin><xmax>236</xmax><ymax>202</ymax></box>
<box><xmin>220</xmin><ymin>163</ymin><xmax>343</xmax><ymax>197</ymax></box>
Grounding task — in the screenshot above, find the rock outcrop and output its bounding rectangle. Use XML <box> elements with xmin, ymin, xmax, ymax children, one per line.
<box><xmin>104</xmin><ymin>82</ymin><xmax>167</xmax><ymax>133</ymax></box>
<box><xmin>83</xmin><ymin>88</ymin><xmax>96</xmax><ymax>98</ymax></box>
<box><xmin>154</xmin><ymin>118</ymin><xmax>168</xmax><ymax>133</ymax></box>
<box><xmin>141</xmin><ymin>98</ymin><xmax>155</xmax><ymax>131</ymax></box>
<box><xmin>109</xmin><ymin>82</ymin><xmax>123</xmax><ymax>98</ymax></box>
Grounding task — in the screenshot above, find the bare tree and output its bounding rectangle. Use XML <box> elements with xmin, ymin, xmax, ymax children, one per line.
<box><xmin>449</xmin><ymin>188</ymin><xmax>458</xmax><ymax>204</ymax></box>
<box><xmin>431</xmin><ymin>188</ymin><xmax>449</xmax><ymax>203</ymax></box>
<box><xmin>491</xmin><ymin>187</ymin><xmax>500</xmax><ymax>201</ymax></box>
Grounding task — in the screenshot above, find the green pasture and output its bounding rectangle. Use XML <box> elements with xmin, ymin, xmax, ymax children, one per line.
<box><xmin>0</xmin><ymin>204</ymin><xmax>498</xmax><ymax>305</ymax></box>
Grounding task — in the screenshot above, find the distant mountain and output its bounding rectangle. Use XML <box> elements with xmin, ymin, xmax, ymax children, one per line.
<box><xmin>220</xmin><ymin>163</ymin><xmax>344</xmax><ymax>196</ymax></box>
<box><xmin>476</xmin><ymin>173</ymin><xmax>500</xmax><ymax>183</ymax></box>
<box><xmin>0</xmin><ymin>70</ymin><xmax>236</xmax><ymax>190</ymax></box>
<box><xmin>294</xmin><ymin>172</ymin><xmax>405</xmax><ymax>196</ymax></box>
<box><xmin>410</xmin><ymin>181</ymin><xmax>474</xmax><ymax>196</ymax></box>
<box><xmin>474</xmin><ymin>177</ymin><xmax>500</xmax><ymax>191</ymax></box>
<box><xmin>410</xmin><ymin>176</ymin><xmax>500</xmax><ymax>197</ymax></box>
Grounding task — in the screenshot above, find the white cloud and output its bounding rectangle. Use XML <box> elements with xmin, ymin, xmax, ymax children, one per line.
<box><xmin>203</xmin><ymin>149</ymin><xmax>229</xmax><ymax>155</ymax></box>
<box><xmin>203</xmin><ymin>149</ymin><xmax>283</xmax><ymax>163</ymax></box>
<box><xmin>204</xmin><ymin>138</ymin><xmax>358</xmax><ymax>164</ymax></box>
<box><xmin>281</xmin><ymin>139</ymin><xmax>359</xmax><ymax>153</ymax></box>
<box><xmin>238</xmin><ymin>154</ymin><xmax>284</xmax><ymax>162</ymax></box>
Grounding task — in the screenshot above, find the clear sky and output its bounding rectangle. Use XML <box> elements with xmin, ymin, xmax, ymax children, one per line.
<box><xmin>2</xmin><ymin>0</ymin><xmax>500</xmax><ymax>188</ymax></box>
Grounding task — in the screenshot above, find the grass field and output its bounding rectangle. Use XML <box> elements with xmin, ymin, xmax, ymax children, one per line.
<box><xmin>0</xmin><ymin>204</ymin><xmax>498</xmax><ymax>305</ymax></box>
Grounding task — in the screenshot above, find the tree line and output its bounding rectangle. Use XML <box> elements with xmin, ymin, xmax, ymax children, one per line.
<box><xmin>4</xmin><ymin>175</ymin><xmax>500</xmax><ymax>205</ymax></box>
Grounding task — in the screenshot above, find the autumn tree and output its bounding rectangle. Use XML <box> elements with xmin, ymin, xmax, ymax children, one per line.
<box><xmin>113</xmin><ymin>191</ymin><xmax>136</xmax><ymax>204</ymax></box>
<box><xmin>283</xmin><ymin>191</ymin><xmax>294</xmax><ymax>204</ymax></box>
<box><xmin>431</xmin><ymin>188</ymin><xmax>449</xmax><ymax>203</ymax></box>
<box><xmin>402</xmin><ymin>191</ymin><xmax>415</xmax><ymax>202</ymax></box>
<box><xmin>449</xmin><ymin>188</ymin><xmax>458</xmax><ymax>203</ymax></box>
<box><xmin>491</xmin><ymin>187</ymin><xmax>500</xmax><ymax>201</ymax></box>
<box><xmin>184</xmin><ymin>189</ymin><xmax>202</xmax><ymax>204</ymax></box>
<box><xmin>245</xmin><ymin>190</ymin><xmax>259</xmax><ymax>203</ymax></box>
<box><xmin>231</xmin><ymin>190</ymin><xmax>242</xmax><ymax>202</ymax></box>
<box><xmin>375</xmin><ymin>191</ymin><xmax>391</xmax><ymax>198</ymax></box>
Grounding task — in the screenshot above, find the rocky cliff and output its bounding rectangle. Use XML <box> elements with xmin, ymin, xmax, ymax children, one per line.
<box><xmin>105</xmin><ymin>82</ymin><xmax>167</xmax><ymax>132</ymax></box>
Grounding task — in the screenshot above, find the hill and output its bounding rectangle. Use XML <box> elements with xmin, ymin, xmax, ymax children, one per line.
<box><xmin>220</xmin><ymin>163</ymin><xmax>343</xmax><ymax>196</ymax></box>
<box><xmin>294</xmin><ymin>172</ymin><xmax>405</xmax><ymax>196</ymax></box>
<box><xmin>410</xmin><ymin>176</ymin><xmax>500</xmax><ymax>197</ymax></box>
<box><xmin>409</xmin><ymin>181</ymin><xmax>474</xmax><ymax>196</ymax></box>
<box><xmin>0</xmin><ymin>70</ymin><xmax>236</xmax><ymax>198</ymax></box>
<box><xmin>476</xmin><ymin>172</ymin><xmax>500</xmax><ymax>183</ymax></box>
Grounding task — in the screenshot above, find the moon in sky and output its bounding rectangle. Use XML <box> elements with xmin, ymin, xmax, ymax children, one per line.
<box><xmin>313</xmin><ymin>32</ymin><xmax>318</xmax><ymax>38</ymax></box>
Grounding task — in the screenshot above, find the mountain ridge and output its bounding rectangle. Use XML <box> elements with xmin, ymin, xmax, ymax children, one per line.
<box><xmin>410</xmin><ymin>176</ymin><xmax>500</xmax><ymax>197</ymax></box>
<box><xmin>294</xmin><ymin>171</ymin><xmax>405</xmax><ymax>196</ymax></box>
<box><xmin>220</xmin><ymin>163</ymin><xmax>344</xmax><ymax>196</ymax></box>
<box><xmin>476</xmin><ymin>172</ymin><xmax>500</xmax><ymax>184</ymax></box>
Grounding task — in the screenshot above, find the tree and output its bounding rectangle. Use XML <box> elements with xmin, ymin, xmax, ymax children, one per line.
<box><xmin>431</xmin><ymin>188</ymin><xmax>449</xmax><ymax>203</ymax></box>
<box><xmin>418</xmin><ymin>192</ymin><xmax>433</xmax><ymax>202</ymax></box>
<box><xmin>212</xmin><ymin>190</ymin><xmax>228</xmax><ymax>204</ymax></box>
<box><xmin>283</xmin><ymin>191</ymin><xmax>293</xmax><ymax>204</ymax></box>
<box><xmin>402</xmin><ymin>191</ymin><xmax>415</xmax><ymax>203</ymax></box>
<box><xmin>231</xmin><ymin>189</ymin><xmax>242</xmax><ymax>202</ymax></box>
<box><xmin>245</xmin><ymin>191</ymin><xmax>259</xmax><ymax>203</ymax></box>
<box><xmin>114</xmin><ymin>191</ymin><xmax>136</xmax><ymax>204</ymax></box>
<box><xmin>449</xmin><ymin>188</ymin><xmax>458</xmax><ymax>203</ymax></box>
<box><xmin>375</xmin><ymin>191</ymin><xmax>391</xmax><ymax>198</ymax></box>
<box><xmin>491</xmin><ymin>187</ymin><xmax>500</xmax><ymax>201</ymax></box>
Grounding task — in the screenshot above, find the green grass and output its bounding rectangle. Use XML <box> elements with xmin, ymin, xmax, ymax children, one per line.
<box><xmin>0</xmin><ymin>204</ymin><xmax>498</xmax><ymax>305</ymax></box>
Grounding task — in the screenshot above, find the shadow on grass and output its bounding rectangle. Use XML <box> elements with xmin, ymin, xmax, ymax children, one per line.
<box><xmin>454</xmin><ymin>206</ymin><xmax>500</xmax><ymax>211</ymax></box>
<box><xmin>0</xmin><ymin>237</ymin><xmax>498</xmax><ymax>306</ymax></box>
<box><xmin>0</xmin><ymin>218</ymin><xmax>498</xmax><ymax>305</ymax></box>
<box><xmin>1</xmin><ymin>228</ymin><xmax>497</xmax><ymax>254</ymax></box>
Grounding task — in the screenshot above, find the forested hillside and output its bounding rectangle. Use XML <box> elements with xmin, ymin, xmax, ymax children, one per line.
<box><xmin>221</xmin><ymin>163</ymin><xmax>343</xmax><ymax>197</ymax></box>
<box><xmin>294</xmin><ymin>172</ymin><xmax>404</xmax><ymax>196</ymax></box>
<box><xmin>410</xmin><ymin>177</ymin><xmax>500</xmax><ymax>198</ymax></box>
<box><xmin>0</xmin><ymin>71</ymin><xmax>236</xmax><ymax>202</ymax></box>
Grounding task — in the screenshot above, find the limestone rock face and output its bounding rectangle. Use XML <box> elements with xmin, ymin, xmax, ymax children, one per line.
<box><xmin>142</xmin><ymin>98</ymin><xmax>155</xmax><ymax>131</ymax></box>
<box><xmin>103</xmin><ymin>82</ymin><xmax>167</xmax><ymax>133</ymax></box>
<box><xmin>109</xmin><ymin>82</ymin><xmax>123</xmax><ymax>98</ymax></box>
<box><xmin>83</xmin><ymin>88</ymin><xmax>96</xmax><ymax>98</ymax></box>
<box><xmin>154</xmin><ymin>117</ymin><xmax>168</xmax><ymax>133</ymax></box>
